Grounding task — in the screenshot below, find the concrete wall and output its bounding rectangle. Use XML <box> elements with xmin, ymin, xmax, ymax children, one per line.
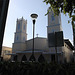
<box><xmin>47</xmin><ymin>26</ymin><xmax>62</xmax><ymax>33</ymax></box>
<box><xmin>12</xmin><ymin>43</ymin><xmax>26</xmax><ymax>53</ymax></box>
<box><xmin>63</xmin><ymin>43</ymin><xmax>73</xmax><ymax>63</ymax></box>
<box><xmin>12</xmin><ymin>37</ymin><xmax>73</xmax><ymax>63</ymax></box>
<box><xmin>26</xmin><ymin>37</ymin><xmax>48</xmax><ymax>51</ymax></box>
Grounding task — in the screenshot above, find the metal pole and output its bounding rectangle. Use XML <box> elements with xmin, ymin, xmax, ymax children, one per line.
<box><xmin>55</xmin><ymin>32</ymin><xmax>58</xmax><ymax>63</ymax></box>
<box><xmin>73</xmin><ymin>26</ymin><xmax>75</xmax><ymax>49</ymax></box>
<box><xmin>32</xmin><ymin>20</ymin><xmax>35</xmax><ymax>62</ymax></box>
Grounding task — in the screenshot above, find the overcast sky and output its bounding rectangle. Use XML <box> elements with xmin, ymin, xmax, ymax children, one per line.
<box><xmin>3</xmin><ymin>0</ymin><xmax>73</xmax><ymax>47</ymax></box>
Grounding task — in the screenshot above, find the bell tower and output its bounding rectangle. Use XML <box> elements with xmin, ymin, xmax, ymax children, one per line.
<box><xmin>14</xmin><ymin>17</ymin><xmax>27</xmax><ymax>43</ymax></box>
<box><xmin>12</xmin><ymin>17</ymin><xmax>27</xmax><ymax>53</ymax></box>
<box><xmin>47</xmin><ymin>9</ymin><xmax>62</xmax><ymax>35</ymax></box>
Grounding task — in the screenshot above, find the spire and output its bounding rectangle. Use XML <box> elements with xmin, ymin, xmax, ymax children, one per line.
<box><xmin>22</xmin><ymin>16</ymin><xmax>23</xmax><ymax>20</ymax></box>
<box><xmin>17</xmin><ymin>18</ymin><xmax>18</xmax><ymax>22</ymax></box>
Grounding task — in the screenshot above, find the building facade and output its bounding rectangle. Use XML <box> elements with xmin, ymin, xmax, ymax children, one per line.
<box><xmin>11</xmin><ymin>10</ymin><xmax>74</xmax><ymax>63</ymax></box>
<box><xmin>1</xmin><ymin>46</ymin><xmax>12</xmax><ymax>61</ymax></box>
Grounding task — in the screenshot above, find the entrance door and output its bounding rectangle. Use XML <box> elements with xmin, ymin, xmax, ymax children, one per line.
<box><xmin>51</xmin><ymin>54</ymin><xmax>55</xmax><ymax>62</ymax></box>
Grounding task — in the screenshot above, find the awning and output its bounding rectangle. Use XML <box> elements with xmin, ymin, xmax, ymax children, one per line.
<box><xmin>16</xmin><ymin>50</ymin><xmax>44</xmax><ymax>54</ymax></box>
<box><xmin>43</xmin><ymin>52</ymin><xmax>62</xmax><ymax>54</ymax></box>
<box><xmin>6</xmin><ymin>53</ymin><xmax>16</xmax><ymax>55</ymax></box>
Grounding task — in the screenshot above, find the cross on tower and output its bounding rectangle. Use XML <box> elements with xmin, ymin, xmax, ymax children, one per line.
<box><xmin>36</xmin><ymin>34</ymin><xmax>39</xmax><ymax>37</ymax></box>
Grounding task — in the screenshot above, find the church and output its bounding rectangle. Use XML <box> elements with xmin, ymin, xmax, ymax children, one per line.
<box><xmin>11</xmin><ymin>10</ymin><xmax>74</xmax><ymax>63</ymax></box>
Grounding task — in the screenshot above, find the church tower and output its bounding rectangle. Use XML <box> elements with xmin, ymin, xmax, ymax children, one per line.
<box><xmin>47</xmin><ymin>9</ymin><xmax>62</xmax><ymax>35</ymax></box>
<box><xmin>12</xmin><ymin>17</ymin><xmax>27</xmax><ymax>53</ymax></box>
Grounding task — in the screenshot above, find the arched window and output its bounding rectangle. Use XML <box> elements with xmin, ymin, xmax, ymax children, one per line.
<box><xmin>13</xmin><ymin>55</ymin><xmax>17</xmax><ymax>61</ymax></box>
<box><xmin>21</xmin><ymin>55</ymin><xmax>27</xmax><ymax>62</ymax></box>
<box><xmin>23</xmin><ymin>37</ymin><xmax>25</xmax><ymax>41</ymax></box>
<box><xmin>18</xmin><ymin>23</ymin><xmax>20</xmax><ymax>30</ymax></box>
<box><xmin>23</xmin><ymin>24</ymin><xmax>25</xmax><ymax>30</ymax></box>
<box><xmin>51</xmin><ymin>14</ymin><xmax>55</xmax><ymax>21</ymax></box>
<box><xmin>38</xmin><ymin>54</ymin><xmax>45</xmax><ymax>62</ymax></box>
<box><xmin>52</xmin><ymin>29</ymin><xmax>54</xmax><ymax>33</ymax></box>
<box><xmin>16</xmin><ymin>36</ymin><xmax>19</xmax><ymax>40</ymax></box>
<box><xmin>29</xmin><ymin>54</ymin><xmax>36</xmax><ymax>61</ymax></box>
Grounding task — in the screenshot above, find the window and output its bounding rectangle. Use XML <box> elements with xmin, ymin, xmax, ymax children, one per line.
<box><xmin>4</xmin><ymin>50</ymin><xmax>10</xmax><ymax>54</ymax></box>
<box><xmin>52</xmin><ymin>29</ymin><xmax>54</xmax><ymax>33</ymax></box>
<box><xmin>13</xmin><ymin>55</ymin><xmax>17</xmax><ymax>61</ymax></box>
<box><xmin>18</xmin><ymin>23</ymin><xmax>20</xmax><ymax>30</ymax></box>
<box><xmin>21</xmin><ymin>55</ymin><xmax>27</xmax><ymax>62</ymax></box>
<box><xmin>51</xmin><ymin>14</ymin><xmax>55</xmax><ymax>21</ymax></box>
<box><xmin>16</xmin><ymin>36</ymin><xmax>19</xmax><ymax>40</ymax></box>
<box><xmin>38</xmin><ymin>54</ymin><xmax>45</xmax><ymax>62</ymax></box>
<box><xmin>23</xmin><ymin>37</ymin><xmax>25</xmax><ymax>41</ymax></box>
<box><xmin>8</xmin><ymin>51</ymin><xmax>10</xmax><ymax>53</ymax></box>
<box><xmin>29</xmin><ymin>54</ymin><xmax>36</xmax><ymax>61</ymax></box>
<box><xmin>51</xmin><ymin>54</ymin><xmax>55</xmax><ymax>62</ymax></box>
<box><xmin>23</xmin><ymin>24</ymin><xmax>25</xmax><ymax>30</ymax></box>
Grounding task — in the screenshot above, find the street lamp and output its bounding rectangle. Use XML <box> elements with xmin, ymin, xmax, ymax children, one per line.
<box><xmin>30</xmin><ymin>14</ymin><xmax>38</xmax><ymax>62</ymax></box>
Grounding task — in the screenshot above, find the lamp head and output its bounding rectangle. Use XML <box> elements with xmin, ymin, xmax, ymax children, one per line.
<box><xmin>31</xmin><ymin>14</ymin><xmax>38</xmax><ymax>19</ymax></box>
<box><xmin>30</xmin><ymin>13</ymin><xmax>38</xmax><ymax>24</ymax></box>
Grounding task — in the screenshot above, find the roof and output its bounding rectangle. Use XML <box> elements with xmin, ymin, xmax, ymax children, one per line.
<box><xmin>64</xmin><ymin>39</ymin><xmax>74</xmax><ymax>50</ymax></box>
<box><xmin>26</xmin><ymin>37</ymin><xmax>47</xmax><ymax>42</ymax></box>
<box><xmin>2</xmin><ymin>46</ymin><xmax>12</xmax><ymax>49</ymax></box>
<box><xmin>16</xmin><ymin>49</ymin><xmax>44</xmax><ymax>54</ymax></box>
<box><xmin>6</xmin><ymin>53</ymin><xmax>16</xmax><ymax>55</ymax></box>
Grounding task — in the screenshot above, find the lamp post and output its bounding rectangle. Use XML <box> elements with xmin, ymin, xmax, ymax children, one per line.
<box><xmin>30</xmin><ymin>14</ymin><xmax>38</xmax><ymax>62</ymax></box>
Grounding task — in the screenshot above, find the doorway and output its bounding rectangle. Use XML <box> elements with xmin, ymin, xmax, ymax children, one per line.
<box><xmin>51</xmin><ymin>54</ymin><xmax>55</xmax><ymax>62</ymax></box>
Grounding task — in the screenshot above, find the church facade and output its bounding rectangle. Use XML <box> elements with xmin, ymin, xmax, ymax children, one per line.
<box><xmin>11</xmin><ymin>10</ymin><xmax>74</xmax><ymax>63</ymax></box>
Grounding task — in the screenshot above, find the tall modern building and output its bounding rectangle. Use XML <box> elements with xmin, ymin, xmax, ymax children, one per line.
<box><xmin>11</xmin><ymin>9</ymin><xmax>74</xmax><ymax>63</ymax></box>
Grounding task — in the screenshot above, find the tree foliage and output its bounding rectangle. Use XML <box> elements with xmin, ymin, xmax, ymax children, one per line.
<box><xmin>43</xmin><ymin>0</ymin><xmax>75</xmax><ymax>29</ymax></box>
<box><xmin>0</xmin><ymin>62</ymin><xmax>75</xmax><ymax>75</ymax></box>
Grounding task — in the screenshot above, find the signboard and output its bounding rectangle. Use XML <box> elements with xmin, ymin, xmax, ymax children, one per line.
<box><xmin>55</xmin><ymin>31</ymin><xmax>64</xmax><ymax>47</ymax></box>
<box><xmin>48</xmin><ymin>31</ymin><xmax>64</xmax><ymax>47</ymax></box>
<box><xmin>48</xmin><ymin>33</ymin><xmax>55</xmax><ymax>47</ymax></box>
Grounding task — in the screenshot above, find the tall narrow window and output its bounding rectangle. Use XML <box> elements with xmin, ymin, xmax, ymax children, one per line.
<box><xmin>18</xmin><ymin>23</ymin><xmax>20</xmax><ymax>30</ymax></box>
<box><xmin>16</xmin><ymin>36</ymin><xmax>19</xmax><ymax>40</ymax></box>
<box><xmin>23</xmin><ymin>24</ymin><xmax>25</xmax><ymax>30</ymax></box>
<box><xmin>51</xmin><ymin>14</ymin><xmax>55</xmax><ymax>21</ymax></box>
<box><xmin>23</xmin><ymin>37</ymin><xmax>25</xmax><ymax>41</ymax></box>
<box><xmin>52</xmin><ymin>29</ymin><xmax>54</xmax><ymax>33</ymax></box>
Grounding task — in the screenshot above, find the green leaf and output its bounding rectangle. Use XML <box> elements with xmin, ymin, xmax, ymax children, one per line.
<box><xmin>71</xmin><ymin>15</ymin><xmax>75</xmax><ymax>21</ymax></box>
<box><xmin>68</xmin><ymin>20</ymin><xmax>70</xmax><ymax>23</ymax></box>
<box><xmin>71</xmin><ymin>21</ymin><xmax>74</xmax><ymax>29</ymax></box>
<box><xmin>74</xmin><ymin>10</ymin><xmax>75</xmax><ymax>13</ymax></box>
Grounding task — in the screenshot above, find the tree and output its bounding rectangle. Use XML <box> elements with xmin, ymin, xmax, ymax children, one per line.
<box><xmin>43</xmin><ymin>0</ymin><xmax>75</xmax><ymax>45</ymax></box>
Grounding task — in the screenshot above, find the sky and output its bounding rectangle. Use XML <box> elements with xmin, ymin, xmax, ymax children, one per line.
<box><xmin>3</xmin><ymin>0</ymin><xmax>73</xmax><ymax>47</ymax></box>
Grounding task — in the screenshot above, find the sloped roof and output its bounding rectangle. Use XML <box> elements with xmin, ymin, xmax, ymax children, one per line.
<box><xmin>26</xmin><ymin>37</ymin><xmax>47</xmax><ymax>42</ymax></box>
<box><xmin>64</xmin><ymin>39</ymin><xmax>74</xmax><ymax>50</ymax></box>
